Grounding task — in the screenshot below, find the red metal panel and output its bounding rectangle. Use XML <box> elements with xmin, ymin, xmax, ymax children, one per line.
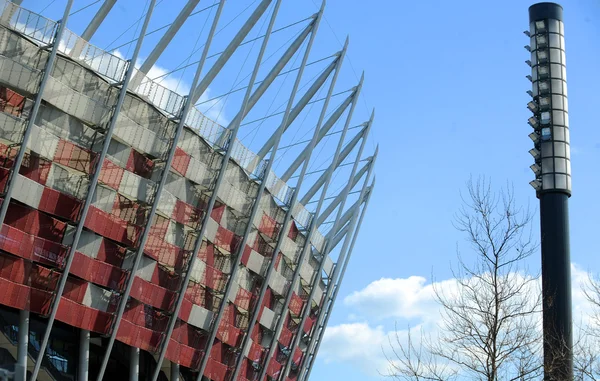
<box><xmin>302</xmin><ymin>315</ymin><xmax>316</xmax><ymax>334</ymax></box>
<box><xmin>5</xmin><ymin>203</ymin><xmax>67</xmax><ymax>242</ymax></box>
<box><xmin>154</xmin><ymin>265</ymin><xmax>180</xmax><ymax>291</ymax></box>
<box><xmin>248</xmin><ymin>341</ymin><xmax>264</xmax><ymax>363</ymax></box>
<box><xmin>99</xmin><ymin>159</ymin><xmax>124</xmax><ymax>190</ymax></box>
<box><xmin>240</xmin><ymin>245</ymin><xmax>252</xmax><ymax>267</ymax></box>
<box><xmin>204</xmin><ymin>264</ymin><xmax>226</xmax><ymax>292</ymax></box>
<box><xmin>234</xmin><ymin>287</ymin><xmax>254</xmax><ymax>312</ymax></box>
<box><xmin>204</xmin><ymin>357</ymin><xmax>229</xmax><ymax>381</ymax></box>
<box><xmin>288</xmin><ymin>221</ymin><xmax>299</xmax><ymax>241</ymax></box>
<box><xmin>279</xmin><ymin>327</ymin><xmax>293</xmax><ymax>348</ymax></box>
<box><xmin>61</xmin><ymin>277</ymin><xmax>88</xmax><ymax>304</ymax></box>
<box><xmin>126</xmin><ymin>148</ymin><xmax>154</xmax><ymax>179</ymax></box>
<box><xmin>56</xmin><ymin>297</ymin><xmax>113</xmax><ymax>334</ymax></box>
<box><xmin>216</xmin><ymin>320</ymin><xmax>242</xmax><ymax>348</ymax></box>
<box><xmin>38</xmin><ymin>187</ymin><xmax>82</xmax><ymax>221</ymax></box>
<box><xmin>266</xmin><ymin>358</ymin><xmax>282</xmax><ymax>379</ymax></box>
<box><xmin>84</xmin><ymin>205</ymin><xmax>140</xmax><ymax>247</ymax></box>
<box><xmin>20</xmin><ymin>153</ymin><xmax>51</xmax><ymax>185</ymax></box>
<box><xmin>250</xmin><ymin>323</ymin><xmax>261</xmax><ymax>343</ymax></box>
<box><xmin>289</xmin><ymin>292</ymin><xmax>303</xmax><ymax>316</ymax></box>
<box><xmin>197</xmin><ymin>241</ymin><xmax>215</xmax><ymax>267</ymax></box>
<box><xmin>112</xmin><ymin>194</ymin><xmax>144</xmax><ymax>227</ymax></box>
<box><xmin>69</xmin><ymin>251</ymin><xmax>127</xmax><ymax>291</ymax></box>
<box><xmin>0</xmin><ymin>277</ymin><xmax>53</xmax><ymax>314</ymax></box>
<box><xmin>259</xmin><ymin>213</ymin><xmax>279</xmax><ymax>240</ymax></box>
<box><xmin>0</xmin><ymin>85</ymin><xmax>26</xmax><ymax>116</ymax></box>
<box><xmin>215</xmin><ymin>226</ymin><xmax>240</xmax><ymax>253</ymax></box>
<box><xmin>115</xmin><ymin>317</ymin><xmax>162</xmax><ymax>352</ymax></box>
<box><xmin>252</xmin><ymin>234</ymin><xmax>272</xmax><ymax>257</ymax></box>
<box><xmin>173</xmin><ymin>199</ymin><xmax>202</xmax><ymax>228</ymax></box>
<box><xmin>96</xmin><ymin>237</ymin><xmax>126</xmax><ymax>267</ymax></box>
<box><xmin>144</xmin><ymin>234</ymin><xmax>186</xmax><ymax>269</ymax></box>
<box><xmin>171</xmin><ymin>147</ymin><xmax>191</xmax><ymax>176</ymax></box>
<box><xmin>53</xmin><ymin>140</ymin><xmax>97</xmax><ymax>174</ymax></box>
<box><xmin>130</xmin><ymin>276</ymin><xmax>175</xmax><ymax>311</ymax></box>
<box><xmin>210</xmin><ymin>204</ymin><xmax>225</xmax><ymax>224</ymax></box>
<box><xmin>292</xmin><ymin>348</ymin><xmax>303</xmax><ymax>364</ymax></box>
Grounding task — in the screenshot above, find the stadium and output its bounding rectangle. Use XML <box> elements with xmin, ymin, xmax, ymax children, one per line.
<box><xmin>0</xmin><ymin>0</ymin><xmax>376</xmax><ymax>380</ymax></box>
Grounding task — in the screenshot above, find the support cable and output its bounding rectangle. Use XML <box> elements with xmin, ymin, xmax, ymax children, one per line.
<box><xmin>69</xmin><ymin>0</ymin><xmax>101</xmax><ymax>17</ymax></box>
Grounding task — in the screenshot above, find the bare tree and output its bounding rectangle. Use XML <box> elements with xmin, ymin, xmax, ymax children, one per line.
<box><xmin>385</xmin><ymin>177</ymin><xmax>543</xmax><ymax>381</ymax></box>
<box><xmin>573</xmin><ymin>274</ymin><xmax>600</xmax><ymax>380</ymax></box>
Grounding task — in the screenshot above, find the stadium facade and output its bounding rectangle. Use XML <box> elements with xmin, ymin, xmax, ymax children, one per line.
<box><xmin>0</xmin><ymin>0</ymin><xmax>375</xmax><ymax>380</ymax></box>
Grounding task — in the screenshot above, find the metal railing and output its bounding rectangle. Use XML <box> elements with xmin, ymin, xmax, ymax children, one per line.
<box><xmin>0</xmin><ymin>0</ymin><xmax>328</xmax><ymax>253</ymax></box>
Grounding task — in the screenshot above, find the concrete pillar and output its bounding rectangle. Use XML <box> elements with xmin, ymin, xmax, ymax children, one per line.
<box><xmin>15</xmin><ymin>310</ymin><xmax>28</xmax><ymax>381</ymax></box>
<box><xmin>170</xmin><ymin>362</ymin><xmax>179</xmax><ymax>381</ymax></box>
<box><xmin>130</xmin><ymin>347</ymin><xmax>140</xmax><ymax>381</ymax></box>
<box><xmin>79</xmin><ymin>330</ymin><xmax>90</xmax><ymax>381</ymax></box>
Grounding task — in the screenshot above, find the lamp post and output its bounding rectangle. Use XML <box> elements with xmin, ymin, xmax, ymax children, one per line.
<box><xmin>525</xmin><ymin>3</ymin><xmax>572</xmax><ymax>380</ymax></box>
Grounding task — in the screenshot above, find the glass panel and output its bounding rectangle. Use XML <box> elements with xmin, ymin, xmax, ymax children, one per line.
<box><xmin>563</xmin><ymin>96</ymin><xmax>569</xmax><ymax>112</ymax></box>
<box><xmin>548</xmin><ymin>19</ymin><xmax>560</xmax><ymax>33</ymax></box>
<box><xmin>551</xmin><ymin>79</ymin><xmax>563</xmax><ymax>94</ymax></box>
<box><xmin>554</xmin><ymin>142</ymin><xmax>566</xmax><ymax>157</ymax></box>
<box><xmin>549</xmin><ymin>34</ymin><xmax>560</xmax><ymax>48</ymax></box>
<box><xmin>562</xmin><ymin>66</ymin><xmax>567</xmax><ymax>80</ymax></box>
<box><xmin>564</xmin><ymin>112</ymin><xmax>569</xmax><ymax>127</ymax></box>
<box><xmin>565</xmin><ymin>127</ymin><xmax>570</xmax><ymax>142</ymax></box>
<box><xmin>559</xmin><ymin>21</ymin><xmax>564</xmax><ymax>35</ymax></box>
<box><xmin>539</xmin><ymin>81</ymin><xmax>550</xmax><ymax>93</ymax></box>
<box><xmin>536</xmin><ymin>20</ymin><xmax>546</xmax><ymax>30</ymax></box>
<box><xmin>565</xmin><ymin>144</ymin><xmax>571</xmax><ymax>159</ymax></box>
<box><xmin>553</xmin><ymin>110</ymin><xmax>564</xmax><ymax>126</ymax></box>
<box><xmin>538</xmin><ymin>50</ymin><xmax>549</xmax><ymax>62</ymax></box>
<box><xmin>550</xmin><ymin>63</ymin><xmax>562</xmax><ymax>78</ymax></box>
<box><xmin>530</xmin><ymin>36</ymin><xmax>537</xmax><ymax>50</ymax></box>
<box><xmin>561</xmin><ymin>50</ymin><xmax>566</xmax><ymax>65</ymax></box>
<box><xmin>550</xmin><ymin>49</ymin><xmax>561</xmax><ymax>64</ymax></box>
<box><xmin>541</xmin><ymin>142</ymin><xmax>553</xmax><ymax>158</ymax></box>
<box><xmin>532</xmin><ymin>66</ymin><xmax>537</xmax><ymax>79</ymax></box>
<box><xmin>533</xmin><ymin>81</ymin><xmax>539</xmax><ymax>96</ymax></box>
<box><xmin>542</xmin><ymin>158</ymin><xmax>554</xmax><ymax>174</ymax></box>
<box><xmin>553</xmin><ymin>126</ymin><xmax>565</xmax><ymax>141</ymax></box>
<box><xmin>551</xmin><ymin>95</ymin><xmax>563</xmax><ymax>110</ymax></box>
<box><xmin>531</xmin><ymin>51</ymin><xmax>537</xmax><ymax>65</ymax></box>
<box><xmin>555</xmin><ymin>174</ymin><xmax>567</xmax><ymax>189</ymax></box>
<box><xmin>560</xmin><ymin>36</ymin><xmax>565</xmax><ymax>50</ymax></box>
<box><xmin>530</xmin><ymin>22</ymin><xmax>536</xmax><ymax>35</ymax></box>
<box><xmin>542</xmin><ymin>174</ymin><xmax>554</xmax><ymax>189</ymax></box>
<box><xmin>567</xmin><ymin>175</ymin><xmax>571</xmax><ymax>191</ymax></box>
<box><xmin>566</xmin><ymin>159</ymin><xmax>571</xmax><ymax>175</ymax></box>
<box><xmin>555</xmin><ymin>158</ymin><xmax>567</xmax><ymax>173</ymax></box>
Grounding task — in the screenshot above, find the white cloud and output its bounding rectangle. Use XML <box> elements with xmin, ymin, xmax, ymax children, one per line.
<box><xmin>319</xmin><ymin>322</ymin><xmax>390</xmax><ymax>376</ymax></box>
<box><xmin>322</xmin><ymin>265</ymin><xmax>598</xmax><ymax>377</ymax></box>
<box><xmin>343</xmin><ymin>276</ymin><xmax>453</xmax><ymax>322</ymax></box>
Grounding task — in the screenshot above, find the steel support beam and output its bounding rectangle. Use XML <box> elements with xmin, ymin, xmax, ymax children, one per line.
<box><xmin>316</xmin><ymin>151</ymin><xmax>374</xmax><ymax>226</ymax></box>
<box><xmin>170</xmin><ymin>363</ymin><xmax>180</xmax><ymax>381</ymax></box>
<box><xmin>193</xmin><ymin>2</ymin><xmax>283</xmax><ymax>379</ymax></box>
<box><xmin>255</xmin><ymin>57</ymin><xmax>338</xmax><ymax>161</ymax></box>
<box><xmin>257</xmin><ymin>36</ymin><xmax>349</xmax><ymax>381</ymax></box>
<box><xmin>130</xmin><ymin>0</ymin><xmax>201</xmax><ymax>89</ymax></box>
<box><xmin>129</xmin><ymin>347</ymin><xmax>139</xmax><ymax>381</ymax></box>
<box><xmin>79</xmin><ymin>330</ymin><xmax>90</xmax><ymax>381</ymax></box>
<box><xmin>15</xmin><ymin>310</ymin><xmax>28</xmax><ymax>381</ymax></box>
<box><xmin>139</xmin><ymin>2</ymin><xmax>226</xmax><ymax>379</ymax></box>
<box><xmin>215</xmin><ymin>18</ymin><xmax>316</xmax><ymax>147</ymax></box>
<box><xmin>30</xmin><ymin>2</ymin><xmax>156</xmax><ymax>380</ymax></box>
<box><xmin>81</xmin><ymin>0</ymin><xmax>116</xmax><ymax>41</ymax></box>
<box><xmin>279</xmin><ymin>71</ymin><xmax>364</xmax><ymax>381</ymax></box>
<box><xmin>300</xmin><ymin>124</ymin><xmax>367</xmax><ymax>205</ymax></box>
<box><xmin>299</xmin><ymin>147</ymin><xmax>376</xmax><ymax>380</ymax></box>
<box><xmin>302</xmin><ymin>176</ymin><xmax>375</xmax><ymax>381</ymax></box>
<box><xmin>280</xmin><ymin>90</ymin><xmax>357</xmax><ymax>182</ymax></box>
<box><xmin>191</xmin><ymin>0</ymin><xmax>273</xmax><ymax>104</ymax></box>
<box><xmin>229</xmin><ymin>3</ymin><xmax>324</xmax><ymax>380</ymax></box>
<box><xmin>0</xmin><ymin>0</ymin><xmax>73</xmax><ymax>234</ymax></box>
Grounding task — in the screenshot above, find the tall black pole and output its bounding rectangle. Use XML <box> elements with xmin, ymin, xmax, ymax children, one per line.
<box><xmin>526</xmin><ymin>3</ymin><xmax>572</xmax><ymax>380</ymax></box>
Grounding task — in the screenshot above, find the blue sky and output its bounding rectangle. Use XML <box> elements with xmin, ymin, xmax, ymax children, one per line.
<box><xmin>21</xmin><ymin>0</ymin><xmax>600</xmax><ymax>379</ymax></box>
